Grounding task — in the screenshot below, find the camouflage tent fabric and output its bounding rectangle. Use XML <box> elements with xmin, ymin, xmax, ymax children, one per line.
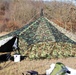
<box><xmin>0</xmin><ymin>17</ymin><xmax>76</xmax><ymax>59</ymax></box>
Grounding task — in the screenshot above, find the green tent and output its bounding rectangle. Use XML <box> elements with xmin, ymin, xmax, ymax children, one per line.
<box><xmin>0</xmin><ymin>17</ymin><xmax>76</xmax><ymax>58</ymax></box>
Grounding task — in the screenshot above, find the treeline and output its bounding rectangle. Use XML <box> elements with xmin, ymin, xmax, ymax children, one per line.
<box><xmin>0</xmin><ymin>0</ymin><xmax>44</xmax><ymax>32</ymax></box>
<box><xmin>0</xmin><ymin>0</ymin><xmax>76</xmax><ymax>34</ymax></box>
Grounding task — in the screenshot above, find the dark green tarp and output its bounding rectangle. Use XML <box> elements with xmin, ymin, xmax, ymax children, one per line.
<box><xmin>0</xmin><ymin>17</ymin><xmax>76</xmax><ymax>58</ymax></box>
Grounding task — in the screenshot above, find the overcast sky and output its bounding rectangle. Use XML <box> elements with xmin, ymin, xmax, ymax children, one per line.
<box><xmin>1</xmin><ymin>0</ymin><xmax>76</xmax><ymax>5</ymax></box>
<box><xmin>43</xmin><ymin>0</ymin><xmax>76</xmax><ymax>5</ymax></box>
<box><xmin>43</xmin><ymin>0</ymin><xmax>76</xmax><ymax>2</ymax></box>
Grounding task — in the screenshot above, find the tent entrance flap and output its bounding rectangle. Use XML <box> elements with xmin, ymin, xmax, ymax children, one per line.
<box><xmin>0</xmin><ymin>36</ymin><xmax>17</xmax><ymax>52</ymax></box>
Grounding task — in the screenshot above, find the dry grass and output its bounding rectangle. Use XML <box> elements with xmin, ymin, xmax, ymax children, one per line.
<box><xmin>0</xmin><ymin>57</ymin><xmax>76</xmax><ymax>75</ymax></box>
<box><xmin>0</xmin><ymin>32</ymin><xmax>10</xmax><ymax>36</ymax></box>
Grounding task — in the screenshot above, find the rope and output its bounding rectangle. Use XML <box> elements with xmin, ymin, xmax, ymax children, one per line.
<box><xmin>0</xmin><ymin>57</ymin><xmax>12</xmax><ymax>70</ymax></box>
<box><xmin>0</xmin><ymin>52</ymin><xmax>16</xmax><ymax>70</ymax></box>
<box><xmin>0</xmin><ymin>61</ymin><xmax>11</xmax><ymax>70</ymax></box>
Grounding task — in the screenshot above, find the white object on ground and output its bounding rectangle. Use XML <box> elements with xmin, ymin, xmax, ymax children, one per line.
<box><xmin>14</xmin><ymin>54</ymin><xmax>20</xmax><ymax>62</ymax></box>
<box><xmin>66</xmin><ymin>66</ymin><xmax>76</xmax><ymax>75</ymax></box>
<box><xmin>46</xmin><ymin>63</ymin><xmax>55</xmax><ymax>75</ymax></box>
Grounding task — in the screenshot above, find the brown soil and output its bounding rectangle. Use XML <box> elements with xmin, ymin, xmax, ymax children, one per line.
<box><xmin>0</xmin><ymin>57</ymin><xmax>76</xmax><ymax>75</ymax></box>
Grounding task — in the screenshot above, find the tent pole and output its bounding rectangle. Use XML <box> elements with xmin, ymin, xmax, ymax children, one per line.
<box><xmin>16</xmin><ymin>35</ymin><xmax>20</xmax><ymax>54</ymax></box>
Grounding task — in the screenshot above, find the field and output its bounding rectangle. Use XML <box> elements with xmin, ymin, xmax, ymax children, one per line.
<box><xmin>0</xmin><ymin>57</ymin><xmax>76</xmax><ymax>75</ymax></box>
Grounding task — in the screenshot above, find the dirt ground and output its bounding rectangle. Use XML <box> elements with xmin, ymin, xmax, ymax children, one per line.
<box><xmin>0</xmin><ymin>57</ymin><xmax>76</xmax><ymax>75</ymax></box>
